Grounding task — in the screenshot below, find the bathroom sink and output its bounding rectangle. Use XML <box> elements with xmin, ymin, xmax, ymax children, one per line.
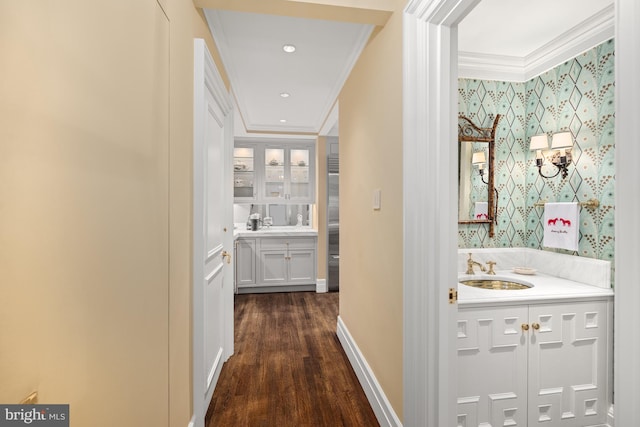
<box><xmin>460</xmin><ymin>279</ymin><xmax>532</xmax><ymax>290</ymax></box>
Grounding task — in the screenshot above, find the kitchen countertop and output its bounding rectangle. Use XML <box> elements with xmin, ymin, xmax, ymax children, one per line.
<box><xmin>458</xmin><ymin>270</ymin><xmax>613</xmax><ymax>307</ymax></box>
<box><xmin>234</xmin><ymin>226</ymin><xmax>318</xmax><ymax>238</ymax></box>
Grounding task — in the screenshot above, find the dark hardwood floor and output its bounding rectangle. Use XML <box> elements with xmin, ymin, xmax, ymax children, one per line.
<box><xmin>206</xmin><ymin>291</ymin><xmax>380</xmax><ymax>427</ymax></box>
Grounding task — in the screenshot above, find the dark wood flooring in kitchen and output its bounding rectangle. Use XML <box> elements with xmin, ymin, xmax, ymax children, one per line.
<box><xmin>206</xmin><ymin>291</ymin><xmax>380</xmax><ymax>427</ymax></box>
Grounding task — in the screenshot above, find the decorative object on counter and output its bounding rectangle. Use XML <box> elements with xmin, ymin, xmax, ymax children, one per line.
<box><xmin>263</xmin><ymin>216</ymin><xmax>273</xmax><ymax>228</ymax></box>
<box><xmin>296</xmin><ymin>213</ymin><xmax>303</xmax><ymax>227</ymax></box>
<box><xmin>529</xmin><ymin>131</ymin><xmax>574</xmax><ymax>179</ymax></box>
<box><xmin>512</xmin><ymin>266</ymin><xmax>536</xmax><ymax>275</ymax></box>
<box><xmin>248</xmin><ymin>213</ymin><xmax>261</xmax><ymax>231</ymax></box>
<box><xmin>543</xmin><ymin>202</ymin><xmax>579</xmax><ymax>251</ymax></box>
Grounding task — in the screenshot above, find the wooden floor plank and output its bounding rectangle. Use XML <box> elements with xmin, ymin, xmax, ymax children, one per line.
<box><xmin>206</xmin><ymin>292</ymin><xmax>380</xmax><ymax>427</ymax></box>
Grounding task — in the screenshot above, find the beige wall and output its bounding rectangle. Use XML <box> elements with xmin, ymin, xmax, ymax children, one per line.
<box><xmin>338</xmin><ymin>0</ymin><xmax>404</xmax><ymax>420</ymax></box>
<box><xmin>0</xmin><ymin>1</ymin><xmax>227</xmax><ymax>426</ymax></box>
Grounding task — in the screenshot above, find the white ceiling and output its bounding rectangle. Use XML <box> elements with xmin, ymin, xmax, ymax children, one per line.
<box><xmin>204</xmin><ymin>9</ymin><xmax>372</xmax><ymax>135</ymax></box>
<box><xmin>458</xmin><ymin>0</ymin><xmax>614</xmax><ymax>81</ymax></box>
<box><xmin>203</xmin><ymin>0</ymin><xmax>613</xmax><ymax>135</ymax></box>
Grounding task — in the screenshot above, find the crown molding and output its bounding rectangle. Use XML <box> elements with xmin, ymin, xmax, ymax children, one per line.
<box><xmin>458</xmin><ymin>4</ymin><xmax>614</xmax><ymax>82</ymax></box>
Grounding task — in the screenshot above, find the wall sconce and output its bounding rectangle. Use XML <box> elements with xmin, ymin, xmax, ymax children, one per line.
<box><xmin>471</xmin><ymin>151</ymin><xmax>488</xmax><ymax>184</ymax></box>
<box><xmin>529</xmin><ymin>131</ymin><xmax>573</xmax><ymax>179</ymax></box>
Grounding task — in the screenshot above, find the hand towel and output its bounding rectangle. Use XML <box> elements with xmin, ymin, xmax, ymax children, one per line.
<box><xmin>543</xmin><ymin>202</ymin><xmax>579</xmax><ymax>251</ymax></box>
<box><xmin>474</xmin><ymin>202</ymin><xmax>488</xmax><ymax>220</ymax></box>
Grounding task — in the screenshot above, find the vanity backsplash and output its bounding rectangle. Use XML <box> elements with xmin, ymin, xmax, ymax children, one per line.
<box><xmin>459</xmin><ymin>248</ymin><xmax>611</xmax><ymax>290</ymax></box>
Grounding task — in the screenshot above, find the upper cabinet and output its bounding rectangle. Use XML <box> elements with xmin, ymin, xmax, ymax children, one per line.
<box><xmin>234</xmin><ymin>140</ymin><xmax>315</xmax><ymax>204</ymax></box>
<box><xmin>234</xmin><ymin>146</ymin><xmax>256</xmax><ymax>201</ymax></box>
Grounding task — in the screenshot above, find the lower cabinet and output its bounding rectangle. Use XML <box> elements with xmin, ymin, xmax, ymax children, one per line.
<box><xmin>457</xmin><ymin>299</ymin><xmax>611</xmax><ymax>427</ymax></box>
<box><xmin>235</xmin><ymin>235</ymin><xmax>317</xmax><ymax>292</ymax></box>
<box><xmin>234</xmin><ymin>238</ymin><xmax>256</xmax><ymax>288</ymax></box>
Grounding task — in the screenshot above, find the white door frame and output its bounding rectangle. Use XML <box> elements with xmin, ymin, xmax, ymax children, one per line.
<box><xmin>613</xmin><ymin>1</ymin><xmax>640</xmax><ymax>425</ymax></box>
<box><xmin>403</xmin><ymin>0</ymin><xmax>640</xmax><ymax>425</ymax></box>
<box><xmin>192</xmin><ymin>38</ymin><xmax>234</xmax><ymax>427</ymax></box>
<box><xmin>402</xmin><ymin>1</ymin><xmax>480</xmax><ymax>425</ymax></box>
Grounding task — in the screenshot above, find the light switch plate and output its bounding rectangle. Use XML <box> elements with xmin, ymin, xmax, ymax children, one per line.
<box><xmin>373</xmin><ymin>189</ymin><xmax>381</xmax><ymax>210</ymax></box>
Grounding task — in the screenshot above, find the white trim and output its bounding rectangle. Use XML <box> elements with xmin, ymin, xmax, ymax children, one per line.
<box><xmin>608</xmin><ymin>404</ymin><xmax>615</xmax><ymax>426</ymax></box>
<box><xmin>403</xmin><ymin>1</ymin><xmax>480</xmax><ymax>426</ymax></box>
<box><xmin>315</xmin><ymin>278</ymin><xmax>327</xmax><ymax>293</ymax></box>
<box><xmin>318</xmin><ymin>101</ymin><xmax>339</xmax><ymax>136</ymax></box>
<box><xmin>614</xmin><ymin>0</ymin><xmax>640</xmax><ymax>425</ymax></box>
<box><xmin>336</xmin><ymin>316</ymin><xmax>402</xmax><ymax>427</ymax></box>
<box><xmin>458</xmin><ymin>4</ymin><xmax>614</xmax><ymax>82</ymax></box>
<box><xmin>193</xmin><ymin>38</ymin><xmax>235</xmax><ymax>427</ymax></box>
<box><xmin>205</xmin><ymin>263</ymin><xmax>224</xmax><ymax>285</ymax></box>
<box><xmin>206</xmin><ymin>347</ymin><xmax>224</xmax><ymax>393</ymax></box>
<box><xmin>187</xmin><ymin>415</ymin><xmax>195</xmax><ymax>427</ymax></box>
<box><xmin>206</xmin><ymin>244</ymin><xmax>223</xmax><ymax>263</ymax></box>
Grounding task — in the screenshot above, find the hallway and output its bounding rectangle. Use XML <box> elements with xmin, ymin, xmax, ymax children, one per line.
<box><xmin>207</xmin><ymin>292</ymin><xmax>379</xmax><ymax>426</ymax></box>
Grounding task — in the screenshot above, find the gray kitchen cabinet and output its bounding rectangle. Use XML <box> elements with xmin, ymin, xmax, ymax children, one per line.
<box><xmin>234</xmin><ymin>139</ymin><xmax>315</xmax><ymax>204</ymax></box>
<box><xmin>234</xmin><ymin>235</ymin><xmax>317</xmax><ymax>293</ymax></box>
<box><xmin>234</xmin><ymin>238</ymin><xmax>256</xmax><ymax>289</ymax></box>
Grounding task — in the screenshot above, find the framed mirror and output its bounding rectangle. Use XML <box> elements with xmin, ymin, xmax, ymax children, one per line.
<box><xmin>458</xmin><ymin>114</ymin><xmax>500</xmax><ymax>237</ymax></box>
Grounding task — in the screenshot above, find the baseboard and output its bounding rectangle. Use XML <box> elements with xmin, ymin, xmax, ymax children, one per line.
<box><xmin>336</xmin><ymin>316</ymin><xmax>402</xmax><ymax>427</ymax></box>
<box><xmin>316</xmin><ymin>278</ymin><xmax>327</xmax><ymax>293</ymax></box>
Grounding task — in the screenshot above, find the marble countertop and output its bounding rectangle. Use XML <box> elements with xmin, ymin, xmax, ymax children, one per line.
<box><xmin>234</xmin><ymin>226</ymin><xmax>318</xmax><ymax>238</ymax></box>
<box><xmin>458</xmin><ymin>269</ymin><xmax>613</xmax><ymax>307</ymax></box>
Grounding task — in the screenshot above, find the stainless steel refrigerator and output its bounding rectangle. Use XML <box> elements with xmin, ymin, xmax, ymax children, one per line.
<box><xmin>327</xmin><ymin>154</ymin><xmax>339</xmax><ymax>291</ymax></box>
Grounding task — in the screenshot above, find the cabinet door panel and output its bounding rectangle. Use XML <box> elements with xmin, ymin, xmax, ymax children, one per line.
<box><xmin>235</xmin><ymin>239</ymin><xmax>256</xmax><ymax>287</ymax></box>
<box><xmin>288</xmin><ymin>250</ymin><xmax>315</xmax><ymax>283</ymax></box>
<box><xmin>528</xmin><ymin>301</ymin><xmax>608</xmax><ymax>427</ymax></box>
<box><xmin>259</xmin><ymin>250</ymin><xmax>287</xmax><ymax>284</ymax></box>
<box><xmin>458</xmin><ymin>306</ymin><xmax>528</xmax><ymax>427</ymax></box>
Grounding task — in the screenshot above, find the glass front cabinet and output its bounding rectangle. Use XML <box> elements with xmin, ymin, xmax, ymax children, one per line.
<box><xmin>233</xmin><ymin>146</ymin><xmax>256</xmax><ymax>202</ymax></box>
<box><xmin>234</xmin><ymin>140</ymin><xmax>315</xmax><ymax>204</ymax></box>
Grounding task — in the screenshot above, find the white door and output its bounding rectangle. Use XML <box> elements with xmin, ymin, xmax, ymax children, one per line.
<box><xmin>193</xmin><ymin>39</ymin><xmax>234</xmax><ymax>427</ymax></box>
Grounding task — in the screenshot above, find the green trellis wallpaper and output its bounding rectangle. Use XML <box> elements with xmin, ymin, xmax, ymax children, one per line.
<box><xmin>458</xmin><ymin>39</ymin><xmax>615</xmax><ymax>265</ymax></box>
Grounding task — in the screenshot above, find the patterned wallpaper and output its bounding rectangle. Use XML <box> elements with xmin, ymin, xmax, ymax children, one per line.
<box><xmin>458</xmin><ymin>40</ymin><xmax>615</xmax><ymax>265</ymax></box>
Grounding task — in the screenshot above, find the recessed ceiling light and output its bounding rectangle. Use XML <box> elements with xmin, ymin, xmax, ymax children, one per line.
<box><xmin>280</xmin><ymin>92</ymin><xmax>290</xmax><ymax>98</ymax></box>
<box><xmin>282</xmin><ymin>44</ymin><xmax>296</xmax><ymax>53</ymax></box>
<box><xmin>280</xmin><ymin>119</ymin><xmax>287</xmax><ymax>123</ymax></box>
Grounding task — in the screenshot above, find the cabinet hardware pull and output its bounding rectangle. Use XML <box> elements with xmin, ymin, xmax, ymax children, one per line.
<box><xmin>522</xmin><ymin>323</ymin><xmax>530</xmax><ymax>331</ymax></box>
<box><xmin>532</xmin><ymin>322</ymin><xmax>540</xmax><ymax>330</ymax></box>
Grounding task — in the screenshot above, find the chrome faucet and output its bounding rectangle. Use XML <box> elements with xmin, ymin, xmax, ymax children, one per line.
<box><xmin>466</xmin><ymin>253</ymin><xmax>486</xmax><ymax>275</ymax></box>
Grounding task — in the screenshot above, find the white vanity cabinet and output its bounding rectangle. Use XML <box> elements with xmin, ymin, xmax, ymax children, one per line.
<box><xmin>458</xmin><ymin>299</ymin><xmax>612</xmax><ymax>427</ymax></box>
<box><xmin>234</xmin><ymin>234</ymin><xmax>317</xmax><ymax>293</ymax></box>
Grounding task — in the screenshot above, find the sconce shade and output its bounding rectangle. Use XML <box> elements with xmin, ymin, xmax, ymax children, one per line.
<box><xmin>471</xmin><ymin>151</ymin><xmax>486</xmax><ymax>165</ymax></box>
<box><xmin>551</xmin><ymin>131</ymin><xmax>573</xmax><ymax>149</ymax></box>
<box><xmin>529</xmin><ymin>134</ymin><xmax>549</xmax><ymax>151</ymax></box>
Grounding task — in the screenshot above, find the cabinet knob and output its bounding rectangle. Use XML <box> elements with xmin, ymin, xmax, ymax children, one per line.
<box><xmin>521</xmin><ymin>323</ymin><xmax>530</xmax><ymax>331</ymax></box>
<box><xmin>532</xmin><ymin>322</ymin><xmax>540</xmax><ymax>330</ymax></box>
